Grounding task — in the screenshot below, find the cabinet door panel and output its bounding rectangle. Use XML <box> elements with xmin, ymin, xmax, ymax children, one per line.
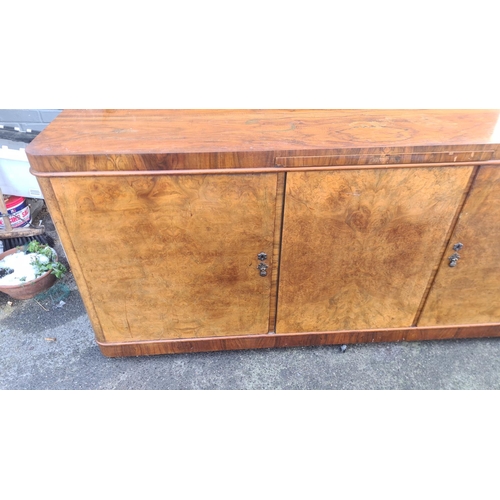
<box><xmin>50</xmin><ymin>174</ymin><xmax>277</xmax><ymax>341</ymax></box>
<box><xmin>419</xmin><ymin>166</ymin><xmax>500</xmax><ymax>325</ymax></box>
<box><xmin>276</xmin><ymin>167</ymin><xmax>474</xmax><ymax>333</ymax></box>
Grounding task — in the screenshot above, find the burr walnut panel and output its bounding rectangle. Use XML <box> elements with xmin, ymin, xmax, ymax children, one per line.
<box><xmin>50</xmin><ymin>174</ymin><xmax>278</xmax><ymax>342</ymax></box>
<box><xmin>276</xmin><ymin>167</ymin><xmax>474</xmax><ymax>333</ymax></box>
<box><xmin>418</xmin><ymin>166</ymin><xmax>500</xmax><ymax>325</ymax></box>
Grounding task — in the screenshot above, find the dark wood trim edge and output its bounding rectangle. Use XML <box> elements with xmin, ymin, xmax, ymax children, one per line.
<box><xmin>30</xmin><ymin>159</ymin><xmax>500</xmax><ymax>178</ymax></box>
<box><xmin>268</xmin><ymin>173</ymin><xmax>286</xmax><ymax>332</ymax></box>
<box><xmin>275</xmin><ymin>150</ymin><xmax>496</xmax><ymax>167</ymax></box>
<box><xmin>97</xmin><ymin>323</ymin><xmax>500</xmax><ymax>357</ymax></box>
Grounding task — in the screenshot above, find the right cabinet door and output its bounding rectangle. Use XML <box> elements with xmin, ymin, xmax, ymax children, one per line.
<box><xmin>276</xmin><ymin>166</ymin><xmax>475</xmax><ymax>333</ymax></box>
<box><xmin>418</xmin><ymin>166</ymin><xmax>500</xmax><ymax>326</ymax></box>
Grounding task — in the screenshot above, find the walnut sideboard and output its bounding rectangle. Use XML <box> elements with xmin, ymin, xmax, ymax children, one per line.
<box><xmin>26</xmin><ymin>110</ymin><xmax>500</xmax><ymax>357</ymax></box>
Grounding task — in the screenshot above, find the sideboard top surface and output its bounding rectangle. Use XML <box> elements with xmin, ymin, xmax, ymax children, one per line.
<box><xmin>27</xmin><ymin>109</ymin><xmax>500</xmax><ymax>158</ymax></box>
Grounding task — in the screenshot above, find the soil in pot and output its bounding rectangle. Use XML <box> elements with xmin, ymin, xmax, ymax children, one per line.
<box><xmin>0</xmin><ymin>247</ymin><xmax>58</xmax><ymax>300</ymax></box>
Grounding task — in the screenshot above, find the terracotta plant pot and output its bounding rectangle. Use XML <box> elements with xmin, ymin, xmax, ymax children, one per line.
<box><xmin>0</xmin><ymin>247</ymin><xmax>58</xmax><ymax>300</ymax></box>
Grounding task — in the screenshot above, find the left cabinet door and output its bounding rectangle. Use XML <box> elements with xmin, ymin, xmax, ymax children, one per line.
<box><xmin>49</xmin><ymin>173</ymin><xmax>278</xmax><ymax>342</ymax></box>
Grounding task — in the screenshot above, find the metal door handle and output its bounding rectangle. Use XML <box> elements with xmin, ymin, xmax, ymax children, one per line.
<box><xmin>448</xmin><ymin>243</ymin><xmax>464</xmax><ymax>267</ymax></box>
<box><xmin>257</xmin><ymin>262</ymin><xmax>268</xmax><ymax>276</ymax></box>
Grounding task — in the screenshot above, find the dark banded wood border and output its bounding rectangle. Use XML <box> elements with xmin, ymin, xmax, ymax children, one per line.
<box><xmin>97</xmin><ymin>324</ymin><xmax>500</xmax><ymax>357</ymax></box>
<box><xmin>30</xmin><ymin>159</ymin><xmax>500</xmax><ymax>179</ymax></box>
<box><xmin>275</xmin><ymin>150</ymin><xmax>496</xmax><ymax>167</ymax></box>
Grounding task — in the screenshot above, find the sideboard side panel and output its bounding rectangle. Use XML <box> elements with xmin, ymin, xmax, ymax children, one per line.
<box><xmin>35</xmin><ymin>176</ymin><xmax>106</xmax><ymax>342</ymax></box>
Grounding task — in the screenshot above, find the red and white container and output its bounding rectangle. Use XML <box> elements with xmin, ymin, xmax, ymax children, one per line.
<box><xmin>0</xmin><ymin>195</ymin><xmax>31</xmax><ymax>229</ymax></box>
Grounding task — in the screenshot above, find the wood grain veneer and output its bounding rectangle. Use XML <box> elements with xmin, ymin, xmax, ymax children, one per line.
<box><xmin>26</xmin><ymin>110</ymin><xmax>500</xmax><ymax>172</ymax></box>
<box><xmin>25</xmin><ymin>110</ymin><xmax>500</xmax><ymax>356</ymax></box>
<box><xmin>419</xmin><ymin>166</ymin><xmax>500</xmax><ymax>325</ymax></box>
<box><xmin>97</xmin><ymin>324</ymin><xmax>500</xmax><ymax>357</ymax></box>
<box><xmin>276</xmin><ymin>167</ymin><xmax>474</xmax><ymax>332</ymax></box>
<box><xmin>50</xmin><ymin>174</ymin><xmax>277</xmax><ymax>341</ymax></box>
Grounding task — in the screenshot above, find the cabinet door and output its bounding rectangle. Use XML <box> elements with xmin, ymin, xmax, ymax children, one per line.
<box><xmin>418</xmin><ymin>166</ymin><xmax>500</xmax><ymax>326</ymax></box>
<box><xmin>50</xmin><ymin>174</ymin><xmax>278</xmax><ymax>342</ymax></box>
<box><xmin>276</xmin><ymin>167</ymin><xmax>474</xmax><ymax>333</ymax></box>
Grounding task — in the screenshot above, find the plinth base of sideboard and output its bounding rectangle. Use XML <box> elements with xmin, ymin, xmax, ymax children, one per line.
<box><xmin>96</xmin><ymin>324</ymin><xmax>500</xmax><ymax>357</ymax></box>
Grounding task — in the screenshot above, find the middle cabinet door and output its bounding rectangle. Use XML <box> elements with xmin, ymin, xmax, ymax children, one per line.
<box><xmin>276</xmin><ymin>167</ymin><xmax>474</xmax><ymax>333</ymax></box>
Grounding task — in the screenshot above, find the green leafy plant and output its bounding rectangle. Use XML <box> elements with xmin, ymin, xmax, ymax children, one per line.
<box><xmin>26</xmin><ymin>241</ymin><xmax>67</xmax><ymax>279</ymax></box>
